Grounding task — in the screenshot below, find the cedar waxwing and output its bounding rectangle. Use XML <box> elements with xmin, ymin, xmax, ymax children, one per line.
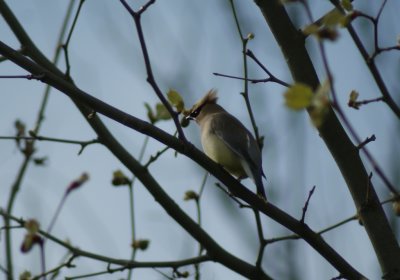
<box><xmin>187</xmin><ymin>90</ymin><xmax>267</xmax><ymax>199</ymax></box>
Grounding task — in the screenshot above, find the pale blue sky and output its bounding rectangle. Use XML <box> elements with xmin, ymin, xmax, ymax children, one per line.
<box><xmin>1</xmin><ymin>1</ymin><xmax>400</xmax><ymax>279</ymax></box>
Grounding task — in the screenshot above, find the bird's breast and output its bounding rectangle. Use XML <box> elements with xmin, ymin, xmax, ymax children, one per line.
<box><xmin>201</xmin><ymin>130</ymin><xmax>246</xmax><ymax>178</ymax></box>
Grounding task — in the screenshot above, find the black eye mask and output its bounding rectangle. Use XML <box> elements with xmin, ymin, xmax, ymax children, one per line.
<box><xmin>187</xmin><ymin>103</ymin><xmax>206</xmax><ymax>120</ymax></box>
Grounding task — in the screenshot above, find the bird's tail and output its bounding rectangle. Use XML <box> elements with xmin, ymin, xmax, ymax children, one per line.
<box><xmin>240</xmin><ymin>160</ymin><xmax>267</xmax><ymax>199</ymax></box>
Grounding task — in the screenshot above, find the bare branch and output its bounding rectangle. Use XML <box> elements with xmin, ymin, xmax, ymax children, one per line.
<box><xmin>329</xmin><ymin>0</ymin><xmax>400</xmax><ymax>118</ymax></box>
<box><xmin>62</xmin><ymin>0</ymin><xmax>86</xmax><ymax>78</ymax></box>
<box><xmin>246</xmin><ymin>49</ymin><xmax>291</xmax><ymax>87</ymax></box>
<box><xmin>0</xmin><ymin>135</ymin><xmax>99</xmax><ymax>155</ymax></box>
<box><xmin>214</xmin><ymin>71</ymin><xmax>288</xmax><ymax>86</ymax></box>
<box><xmin>348</xmin><ymin>96</ymin><xmax>384</xmax><ymax>110</ymax></box>
<box><xmin>300</xmin><ymin>186</ymin><xmax>316</xmax><ymax>224</ymax></box>
<box><xmin>119</xmin><ymin>0</ymin><xmax>186</xmax><ymax>141</ymax></box>
<box><xmin>144</xmin><ymin>145</ymin><xmax>170</xmax><ymax>168</ymax></box>
<box><xmin>0</xmin><ymin>73</ymin><xmax>45</xmax><ymax>80</ymax></box>
<box><xmin>357</xmin><ymin>135</ymin><xmax>376</xmax><ymax>150</ymax></box>
<box><xmin>228</xmin><ymin>0</ymin><xmax>262</xmax><ymax>147</ymax></box>
<box><xmin>0</xmin><ymin>208</ymin><xmax>214</xmax><ymax>271</ymax></box>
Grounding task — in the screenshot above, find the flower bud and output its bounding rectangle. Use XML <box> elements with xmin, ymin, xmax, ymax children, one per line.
<box><xmin>131</xmin><ymin>239</ymin><xmax>150</xmax><ymax>251</ymax></box>
<box><xmin>392</xmin><ymin>200</ymin><xmax>400</xmax><ymax>216</ymax></box>
<box><xmin>184</xmin><ymin>190</ymin><xmax>199</xmax><ymax>201</ymax></box>
<box><xmin>24</xmin><ymin>219</ymin><xmax>40</xmax><ymax>234</ymax></box>
<box><xmin>247</xmin><ymin>33</ymin><xmax>255</xmax><ymax>40</ymax></box>
<box><xmin>19</xmin><ymin>270</ymin><xmax>32</xmax><ymax>280</ymax></box>
<box><xmin>66</xmin><ymin>172</ymin><xmax>89</xmax><ymax>194</ymax></box>
<box><xmin>21</xmin><ymin>234</ymin><xmax>42</xmax><ymax>253</ymax></box>
<box><xmin>112</xmin><ymin>170</ymin><xmax>131</xmax><ymax>186</ymax></box>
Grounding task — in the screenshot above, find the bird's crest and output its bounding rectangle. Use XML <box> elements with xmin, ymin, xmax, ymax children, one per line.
<box><xmin>186</xmin><ymin>89</ymin><xmax>219</xmax><ymax>120</ymax></box>
<box><xmin>192</xmin><ymin>89</ymin><xmax>218</xmax><ymax>110</ymax></box>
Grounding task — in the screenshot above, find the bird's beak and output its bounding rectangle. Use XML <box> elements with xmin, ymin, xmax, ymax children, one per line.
<box><xmin>185</xmin><ymin>115</ymin><xmax>195</xmax><ymax>121</ymax></box>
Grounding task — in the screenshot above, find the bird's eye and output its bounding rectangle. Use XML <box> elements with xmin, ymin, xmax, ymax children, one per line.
<box><xmin>190</xmin><ymin>107</ymin><xmax>201</xmax><ymax>118</ymax></box>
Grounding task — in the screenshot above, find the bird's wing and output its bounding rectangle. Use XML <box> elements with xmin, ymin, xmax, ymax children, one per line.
<box><xmin>210</xmin><ymin>112</ymin><xmax>261</xmax><ymax>169</ymax></box>
<box><xmin>211</xmin><ymin>112</ymin><xmax>267</xmax><ymax>198</ymax></box>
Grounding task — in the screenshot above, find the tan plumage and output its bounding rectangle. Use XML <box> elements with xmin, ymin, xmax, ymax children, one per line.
<box><xmin>187</xmin><ymin>90</ymin><xmax>266</xmax><ymax>199</ymax></box>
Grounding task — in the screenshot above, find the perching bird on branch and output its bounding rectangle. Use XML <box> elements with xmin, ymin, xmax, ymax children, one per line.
<box><xmin>186</xmin><ymin>90</ymin><xmax>266</xmax><ymax>199</ymax></box>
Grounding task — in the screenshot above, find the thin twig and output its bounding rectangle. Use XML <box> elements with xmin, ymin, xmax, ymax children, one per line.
<box><xmin>265</xmin><ymin>214</ymin><xmax>358</xmax><ymax>245</ymax></box>
<box><xmin>39</xmin><ymin>243</ymin><xmax>47</xmax><ymax>280</ymax></box>
<box><xmin>1</xmin><ymin>208</ymin><xmax>213</xmax><ymax>270</ymax></box>
<box><xmin>66</xmin><ymin>266</ymin><xmax>126</xmax><ymax>280</ymax></box>
<box><xmin>254</xmin><ymin>210</ymin><xmax>265</xmax><ymax>268</ymax></box>
<box><xmin>198</xmin><ymin>171</ymin><xmax>208</xmax><ymax>198</ymax></box>
<box><xmin>0</xmin><ymin>264</ymin><xmax>8</xmax><ymax>276</ymax></box>
<box><xmin>119</xmin><ymin>0</ymin><xmax>186</xmax><ymax>141</ymax></box>
<box><xmin>329</xmin><ymin>0</ymin><xmax>400</xmax><ymax>118</ymax></box>
<box><xmin>0</xmin><ymin>135</ymin><xmax>99</xmax><ymax>155</ymax></box>
<box><xmin>32</xmin><ymin>255</ymin><xmax>76</xmax><ymax>280</ymax></box>
<box><xmin>300</xmin><ymin>186</ymin><xmax>316</xmax><ymax>224</ymax></box>
<box><xmin>0</xmin><ymin>74</ymin><xmax>45</xmax><ymax>80</ymax></box>
<box><xmin>127</xmin><ymin>135</ymin><xmax>149</xmax><ymax>280</ymax></box>
<box><xmin>371</xmin><ymin>45</ymin><xmax>400</xmax><ymax>60</ymax></box>
<box><xmin>46</xmin><ymin>193</ymin><xmax>68</xmax><ymax>236</ymax></box>
<box><xmin>228</xmin><ymin>0</ymin><xmax>262</xmax><ymax>147</ymax></box>
<box><xmin>215</xmin><ymin>183</ymin><xmax>251</xmax><ymax>208</ymax></box>
<box><xmin>264</xmin><ymin>192</ymin><xmax>398</xmax><ymax>245</ymax></box>
<box><xmin>193</xmin><ymin>171</ymin><xmax>209</xmax><ymax>280</ymax></box>
<box><xmin>153</xmin><ymin>268</ymin><xmax>174</xmax><ymax>280</ymax></box>
<box><xmin>373</xmin><ymin>0</ymin><xmax>388</xmax><ymax>54</ymax></box>
<box><xmin>348</xmin><ymin>96</ymin><xmax>384</xmax><ymax>109</ymax></box>
<box><xmin>304</xmin><ymin>0</ymin><xmax>399</xmax><ymax>196</ymax></box>
<box><xmin>144</xmin><ymin>145</ymin><xmax>170</xmax><ymax>168</ymax></box>
<box><xmin>213</xmin><ymin>72</ymin><xmax>283</xmax><ymax>85</ymax></box>
<box><xmin>62</xmin><ymin>0</ymin><xmax>85</xmax><ymax>78</ymax></box>
<box><xmin>318</xmin><ymin>215</ymin><xmax>358</xmax><ymax>235</ymax></box>
<box><xmin>356</xmin><ymin>135</ymin><xmax>376</xmax><ymax>150</ymax></box>
<box><xmin>246</xmin><ymin>49</ymin><xmax>291</xmax><ymax>88</ymax></box>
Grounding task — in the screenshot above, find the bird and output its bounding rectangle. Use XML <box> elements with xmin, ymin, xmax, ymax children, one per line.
<box><xmin>186</xmin><ymin>89</ymin><xmax>267</xmax><ymax>199</ymax></box>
